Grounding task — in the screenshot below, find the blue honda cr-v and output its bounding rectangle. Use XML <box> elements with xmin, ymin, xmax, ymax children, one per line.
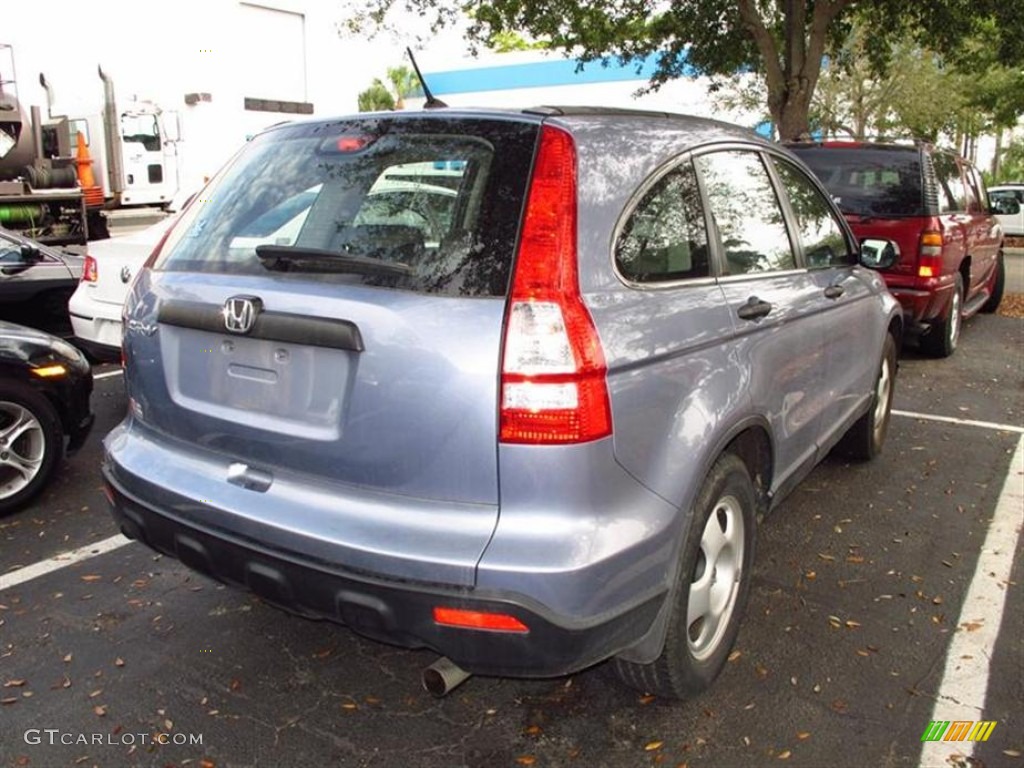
<box><xmin>103</xmin><ymin>107</ymin><xmax>902</xmax><ymax>698</ymax></box>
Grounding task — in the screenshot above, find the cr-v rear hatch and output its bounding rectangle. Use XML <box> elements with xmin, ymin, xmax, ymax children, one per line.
<box><xmin>120</xmin><ymin>115</ymin><xmax>538</xmax><ymax>579</ymax></box>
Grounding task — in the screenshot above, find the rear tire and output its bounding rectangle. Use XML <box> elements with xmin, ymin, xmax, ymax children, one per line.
<box><xmin>980</xmin><ymin>253</ymin><xmax>1004</xmax><ymax>313</ymax></box>
<box><xmin>0</xmin><ymin>383</ymin><xmax>63</xmax><ymax>514</ymax></box>
<box><xmin>613</xmin><ymin>453</ymin><xmax>755</xmax><ymax>699</ymax></box>
<box><xmin>840</xmin><ymin>333</ymin><xmax>897</xmax><ymax>461</ymax></box>
<box><xmin>920</xmin><ymin>273</ymin><xmax>963</xmax><ymax>358</ymax></box>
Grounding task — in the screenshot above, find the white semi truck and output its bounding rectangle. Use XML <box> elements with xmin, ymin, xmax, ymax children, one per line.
<box><xmin>0</xmin><ymin>43</ymin><xmax>182</xmax><ymax>244</ymax></box>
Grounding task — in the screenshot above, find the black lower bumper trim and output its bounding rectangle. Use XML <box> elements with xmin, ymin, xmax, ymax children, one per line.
<box><xmin>102</xmin><ymin>465</ymin><xmax>663</xmax><ymax>678</ymax></box>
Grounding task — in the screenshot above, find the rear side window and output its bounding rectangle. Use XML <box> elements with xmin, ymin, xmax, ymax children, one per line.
<box><xmin>615</xmin><ymin>162</ymin><xmax>710</xmax><ymax>283</ymax></box>
<box><xmin>791</xmin><ymin>146</ymin><xmax>924</xmax><ymax>217</ymax></box>
<box><xmin>934</xmin><ymin>153</ymin><xmax>967</xmax><ymax>213</ymax></box>
<box><xmin>772</xmin><ymin>158</ymin><xmax>854</xmax><ymax>268</ymax></box>
<box><xmin>158</xmin><ymin>118</ymin><xmax>538</xmax><ymax>297</ymax></box>
<box><xmin>695</xmin><ymin>150</ymin><xmax>796</xmax><ymax>275</ymax></box>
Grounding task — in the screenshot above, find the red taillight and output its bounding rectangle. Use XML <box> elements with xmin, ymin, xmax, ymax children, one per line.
<box><xmin>432</xmin><ymin>607</ymin><xmax>529</xmax><ymax>633</ymax></box>
<box><xmin>82</xmin><ymin>255</ymin><xmax>98</xmax><ymax>283</ymax></box>
<box><xmin>499</xmin><ymin>125</ymin><xmax>612</xmax><ymax>445</ymax></box>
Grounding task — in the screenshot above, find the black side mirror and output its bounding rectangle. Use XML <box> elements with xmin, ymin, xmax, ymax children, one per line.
<box><xmin>860</xmin><ymin>238</ymin><xmax>899</xmax><ymax>270</ymax></box>
<box><xmin>19</xmin><ymin>244</ymin><xmax>42</xmax><ymax>263</ymax></box>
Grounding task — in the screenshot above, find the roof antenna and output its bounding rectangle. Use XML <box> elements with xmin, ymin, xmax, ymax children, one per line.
<box><xmin>406</xmin><ymin>47</ymin><xmax>447</xmax><ymax>109</ymax></box>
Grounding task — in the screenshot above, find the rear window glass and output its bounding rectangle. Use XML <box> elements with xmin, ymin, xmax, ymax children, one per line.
<box><xmin>790</xmin><ymin>147</ymin><xmax>923</xmax><ymax>217</ymax></box>
<box><xmin>158</xmin><ymin>118</ymin><xmax>538</xmax><ymax>297</ymax></box>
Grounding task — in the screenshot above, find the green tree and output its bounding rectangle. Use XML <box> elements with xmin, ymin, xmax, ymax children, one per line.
<box><xmin>386</xmin><ymin>65</ymin><xmax>418</xmax><ymax>109</ymax></box>
<box><xmin>357</xmin><ymin>79</ymin><xmax>395</xmax><ymax>112</ymax></box>
<box><xmin>344</xmin><ymin>0</ymin><xmax>1021</xmax><ymax>140</ymax></box>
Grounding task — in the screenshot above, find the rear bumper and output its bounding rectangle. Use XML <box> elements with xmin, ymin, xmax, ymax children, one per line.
<box><xmin>886</xmin><ymin>275</ymin><xmax>955</xmax><ymax>330</ymax></box>
<box><xmin>69</xmin><ymin>293</ymin><xmax>123</xmax><ymax>359</ymax></box>
<box><xmin>102</xmin><ymin>462</ymin><xmax>663</xmax><ymax>677</ymax></box>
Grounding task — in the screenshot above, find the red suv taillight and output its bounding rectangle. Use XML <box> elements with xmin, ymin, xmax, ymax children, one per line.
<box><xmin>917</xmin><ymin>230</ymin><xmax>943</xmax><ymax>277</ymax></box>
<box><xmin>499</xmin><ymin>125</ymin><xmax>612</xmax><ymax>445</ymax></box>
<box><xmin>81</xmin><ymin>255</ymin><xmax>98</xmax><ymax>283</ymax></box>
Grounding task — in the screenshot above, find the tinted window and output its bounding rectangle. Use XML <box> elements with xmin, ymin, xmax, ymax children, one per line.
<box><xmin>965</xmin><ymin>165</ymin><xmax>988</xmax><ymax>212</ymax></box>
<box><xmin>695</xmin><ymin>150</ymin><xmax>796</xmax><ymax>275</ymax></box>
<box><xmin>934</xmin><ymin>153</ymin><xmax>966</xmax><ymax>213</ymax></box>
<box><xmin>616</xmin><ymin>162</ymin><xmax>710</xmax><ymax>283</ymax></box>
<box><xmin>159</xmin><ymin>118</ymin><xmax>537</xmax><ymax>297</ymax></box>
<box><xmin>790</xmin><ymin>146</ymin><xmax>923</xmax><ymax>216</ymax></box>
<box><xmin>773</xmin><ymin>159</ymin><xmax>853</xmax><ymax>268</ymax></box>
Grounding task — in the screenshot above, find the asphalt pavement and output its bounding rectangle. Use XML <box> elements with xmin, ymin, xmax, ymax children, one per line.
<box><xmin>0</xmin><ymin>313</ymin><xmax>1021</xmax><ymax>768</ymax></box>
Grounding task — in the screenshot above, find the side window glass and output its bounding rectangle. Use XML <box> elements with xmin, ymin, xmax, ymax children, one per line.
<box><xmin>934</xmin><ymin>154</ymin><xmax>965</xmax><ymax>213</ymax></box>
<box><xmin>966</xmin><ymin>166</ymin><xmax>987</xmax><ymax>212</ymax></box>
<box><xmin>694</xmin><ymin>150</ymin><xmax>796</xmax><ymax>275</ymax></box>
<box><xmin>615</xmin><ymin>161</ymin><xmax>710</xmax><ymax>283</ymax></box>
<box><xmin>773</xmin><ymin>159</ymin><xmax>853</xmax><ymax>268</ymax></box>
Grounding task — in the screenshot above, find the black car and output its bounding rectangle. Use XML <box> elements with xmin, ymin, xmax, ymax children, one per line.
<box><xmin>0</xmin><ymin>321</ymin><xmax>94</xmax><ymax>513</ymax></box>
<box><xmin>0</xmin><ymin>227</ymin><xmax>85</xmax><ymax>327</ymax></box>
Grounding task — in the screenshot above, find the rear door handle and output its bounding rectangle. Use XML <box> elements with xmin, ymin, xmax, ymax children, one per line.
<box><xmin>824</xmin><ymin>284</ymin><xmax>845</xmax><ymax>299</ymax></box>
<box><xmin>737</xmin><ymin>297</ymin><xmax>773</xmax><ymax>321</ymax></box>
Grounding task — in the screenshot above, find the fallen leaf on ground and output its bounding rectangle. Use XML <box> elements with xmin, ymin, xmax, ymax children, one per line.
<box><xmin>524</xmin><ymin>725</ymin><xmax>542</xmax><ymax>736</ymax></box>
<box><xmin>778</xmin><ymin>750</ymin><xmax>792</xmax><ymax>760</ymax></box>
<box><xmin>644</xmin><ymin>741</ymin><xmax>664</xmax><ymax>751</ymax></box>
<box><xmin>63</xmin><ymin>654</ymin><xmax>72</xmax><ymax>663</ymax></box>
<box><xmin>3</xmin><ymin>680</ymin><xmax>26</xmax><ymax>687</ymax></box>
<box><xmin>80</xmin><ymin>575</ymin><xmax>102</xmax><ymax>582</ymax></box>
<box><xmin>728</xmin><ymin>650</ymin><xmax>742</xmax><ymax>662</ymax></box>
<box><xmin>1</xmin><ymin>697</ymin><xmax>17</xmax><ymax>705</ymax></box>
<box><xmin>961</xmin><ymin>621</ymin><xmax>983</xmax><ymax>632</ymax></box>
<box><xmin>515</xmin><ymin>757</ymin><xmax>536</xmax><ymax>766</ymax></box>
<box><xmin>93</xmin><ymin>705</ymin><xmax>107</xmax><ymax>716</ymax></box>
<box><xmin>845</xmin><ymin>620</ymin><xmax>861</xmax><ymax>629</ymax></box>
<box><xmin>114</xmin><ymin>658</ymin><xmax>125</xmax><ymax>667</ymax></box>
<box><xmin>817</xmin><ymin>553</ymin><xmax>835</xmax><ymax>562</ymax></box>
<box><xmin>1002</xmin><ymin>749</ymin><xmax>1021</xmax><ymax>757</ymax></box>
<box><xmin>797</xmin><ymin>732</ymin><xmax>811</xmax><ymax>741</ymax></box>
<box><xmin>639</xmin><ymin>694</ymin><xmax>656</xmax><ymax>704</ymax></box>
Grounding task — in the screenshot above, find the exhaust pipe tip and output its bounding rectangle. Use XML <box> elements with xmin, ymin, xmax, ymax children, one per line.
<box><xmin>422</xmin><ymin>656</ymin><xmax>471</xmax><ymax>698</ymax></box>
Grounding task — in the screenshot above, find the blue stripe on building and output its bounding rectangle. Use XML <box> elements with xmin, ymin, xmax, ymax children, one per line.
<box><xmin>425</xmin><ymin>53</ymin><xmax>694</xmax><ymax>95</ymax></box>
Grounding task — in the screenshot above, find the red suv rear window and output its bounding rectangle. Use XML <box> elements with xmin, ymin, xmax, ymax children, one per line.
<box><xmin>790</xmin><ymin>146</ymin><xmax>924</xmax><ymax>218</ymax></box>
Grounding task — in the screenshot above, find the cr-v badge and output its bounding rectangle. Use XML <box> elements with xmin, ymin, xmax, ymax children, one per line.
<box><xmin>222</xmin><ymin>296</ymin><xmax>262</xmax><ymax>334</ymax></box>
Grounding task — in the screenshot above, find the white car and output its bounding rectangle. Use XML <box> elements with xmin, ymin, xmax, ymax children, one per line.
<box><xmin>989</xmin><ymin>184</ymin><xmax>1024</xmax><ymax>237</ymax></box>
<box><xmin>68</xmin><ymin>215</ymin><xmax>177</xmax><ymax>360</ymax></box>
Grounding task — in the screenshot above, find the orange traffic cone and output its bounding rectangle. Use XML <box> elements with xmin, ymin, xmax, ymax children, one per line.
<box><xmin>75</xmin><ymin>131</ymin><xmax>97</xmax><ymax>188</ymax></box>
<box><xmin>75</xmin><ymin>132</ymin><xmax>105</xmax><ymax>206</ymax></box>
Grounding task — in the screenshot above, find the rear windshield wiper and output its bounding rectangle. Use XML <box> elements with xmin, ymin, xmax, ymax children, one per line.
<box><xmin>256</xmin><ymin>245</ymin><xmax>412</xmax><ymax>277</ymax></box>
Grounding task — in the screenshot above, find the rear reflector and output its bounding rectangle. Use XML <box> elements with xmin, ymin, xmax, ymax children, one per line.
<box><xmin>433</xmin><ymin>607</ymin><xmax>529</xmax><ymax>633</ymax></box>
<box><xmin>499</xmin><ymin>125</ymin><xmax>612</xmax><ymax>444</ymax></box>
<box><xmin>918</xmin><ymin>255</ymin><xmax>943</xmax><ymax>278</ymax></box>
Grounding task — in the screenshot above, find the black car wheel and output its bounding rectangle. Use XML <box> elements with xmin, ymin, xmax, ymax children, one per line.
<box><xmin>981</xmin><ymin>252</ymin><xmax>1005</xmax><ymax>314</ymax></box>
<box><xmin>840</xmin><ymin>333</ymin><xmax>897</xmax><ymax>460</ymax></box>
<box><xmin>0</xmin><ymin>382</ymin><xmax>62</xmax><ymax>514</ymax></box>
<box><xmin>921</xmin><ymin>273</ymin><xmax>963</xmax><ymax>358</ymax></box>
<box><xmin>614</xmin><ymin>452</ymin><xmax>755</xmax><ymax>699</ymax></box>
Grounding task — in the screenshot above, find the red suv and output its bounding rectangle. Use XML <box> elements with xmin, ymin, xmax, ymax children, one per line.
<box><xmin>789</xmin><ymin>142</ymin><xmax>1005</xmax><ymax>357</ymax></box>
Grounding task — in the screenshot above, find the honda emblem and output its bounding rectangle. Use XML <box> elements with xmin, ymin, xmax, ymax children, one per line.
<box><xmin>222</xmin><ymin>296</ymin><xmax>262</xmax><ymax>334</ymax></box>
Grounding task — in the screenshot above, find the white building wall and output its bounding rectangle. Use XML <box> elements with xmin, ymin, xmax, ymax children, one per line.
<box><xmin>2</xmin><ymin>0</ymin><xmax>410</xmax><ymax>190</ymax></box>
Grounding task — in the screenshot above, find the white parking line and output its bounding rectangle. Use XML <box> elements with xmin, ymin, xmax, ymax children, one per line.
<box><xmin>893</xmin><ymin>409</ymin><xmax>1024</xmax><ymax>435</ymax></box>
<box><xmin>918</xmin><ymin>434</ymin><xmax>1024</xmax><ymax>768</ymax></box>
<box><xmin>94</xmin><ymin>369</ymin><xmax>124</xmax><ymax>380</ymax></box>
<box><xmin>0</xmin><ymin>534</ymin><xmax>131</xmax><ymax>592</ymax></box>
